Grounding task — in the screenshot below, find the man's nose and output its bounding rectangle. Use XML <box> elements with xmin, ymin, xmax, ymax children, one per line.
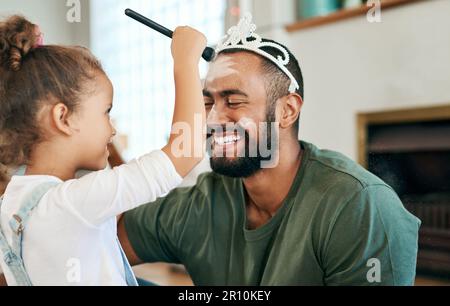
<box><xmin>206</xmin><ymin>104</ymin><xmax>231</xmax><ymax>126</ymax></box>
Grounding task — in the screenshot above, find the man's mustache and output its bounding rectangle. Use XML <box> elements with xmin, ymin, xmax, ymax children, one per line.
<box><xmin>206</xmin><ymin>123</ymin><xmax>247</xmax><ymax>139</ymax></box>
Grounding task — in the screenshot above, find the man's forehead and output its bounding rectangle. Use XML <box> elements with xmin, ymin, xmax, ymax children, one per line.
<box><xmin>205</xmin><ymin>52</ymin><xmax>263</xmax><ymax>92</ymax></box>
<box><xmin>205</xmin><ymin>55</ymin><xmax>239</xmax><ymax>85</ymax></box>
<box><xmin>210</xmin><ymin>51</ymin><xmax>261</xmax><ymax>70</ymax></box>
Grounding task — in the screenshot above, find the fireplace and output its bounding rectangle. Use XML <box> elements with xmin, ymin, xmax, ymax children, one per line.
<box><xmin>357</xmin><ymin>104</ymin><xmax>450</xmax><ymax>278</ymax></box>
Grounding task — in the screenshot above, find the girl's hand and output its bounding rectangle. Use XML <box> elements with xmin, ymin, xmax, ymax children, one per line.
<box><xmin>171</xmin><ymin>26</ymin><xmax>207</xmax><ymax>66</ymax></box>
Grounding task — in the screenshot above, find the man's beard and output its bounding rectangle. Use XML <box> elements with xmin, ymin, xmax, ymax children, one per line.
<box><xmin>209</xmin><ymin>109</ymin><xmax>278</xmax><ymax>178</ymax></box>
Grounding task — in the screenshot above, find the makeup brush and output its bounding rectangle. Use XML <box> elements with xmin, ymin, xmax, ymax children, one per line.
<box><xmin>125</xmin><ymin>8</ymin><xmax>215</xmax><ymax>62</ymax></box>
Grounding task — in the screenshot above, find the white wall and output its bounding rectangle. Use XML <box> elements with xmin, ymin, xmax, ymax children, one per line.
<box><xmin>0</xmin><ymin>0</ymin><xmax>90</xmax><ymax>47</ymax></box>
<box><xmin>252</xmin><ymin>0</ymin><xmax>450</xmax><ymax>160</ymax></box>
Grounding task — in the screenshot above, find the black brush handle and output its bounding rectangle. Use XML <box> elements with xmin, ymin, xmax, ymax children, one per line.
<box><xmin>125</xmin><ymin>9</ymin><xmax>215</xmax><ymax>62</ymax></box>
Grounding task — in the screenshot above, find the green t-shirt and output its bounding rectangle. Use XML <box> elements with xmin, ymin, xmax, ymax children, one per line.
<box><xmin>124</xmin><ymin>141</ymin><xmax>421</xmax><ymax>285</ymax></box>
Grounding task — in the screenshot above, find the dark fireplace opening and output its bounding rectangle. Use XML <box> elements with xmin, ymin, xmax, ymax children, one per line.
<box><xmin>366</xmin><ymin>119</ymin><xmax>450</xmax><ymax>278</ymax></box>
<box><xmin>369</xmin><ymin>151</ymin><xmax>450</xmax><ymax>199</ymax></box>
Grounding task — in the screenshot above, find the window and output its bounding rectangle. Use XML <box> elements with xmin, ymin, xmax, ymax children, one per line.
<box><xmin>90</xmin><ymin>0</ymin><xmax>227</xmax><ymax>160</ymax></box>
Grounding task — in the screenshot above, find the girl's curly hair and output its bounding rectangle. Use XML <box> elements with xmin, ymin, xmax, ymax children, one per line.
<box><xmin>0</xmin><ymin>15</ymin><xmax>105</xmax><ymax>193</ymax></box>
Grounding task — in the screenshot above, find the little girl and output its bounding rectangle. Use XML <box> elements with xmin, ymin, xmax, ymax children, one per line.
<box><xmin>0</xmin><ymin>15</ymin><xmax>206</xmax><ymax>285</ymax></box>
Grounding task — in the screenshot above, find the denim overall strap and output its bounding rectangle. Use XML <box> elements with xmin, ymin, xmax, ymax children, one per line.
<box><xmin>117</xmin><ymin>238</ymin><xmax>138</xmax><ymax>286</ymax></box>
<box><xmin>1</xmin><ymin>177</ymin><xmax>138</xmax><ymax>286</ymax></box>
<box><xmin>0</xmin><ymin>182</ymin><xmax>57</xmax><ymax>286</ymax></box>
<box><xmin>14</xmin><ymin>166</ymin><xmax>26</xmax><ymax>176</ymax></box>
<box><xmin>0</xmin><ymin>195</ymin><xmax>29</xmax><ymax>285</ymax></box>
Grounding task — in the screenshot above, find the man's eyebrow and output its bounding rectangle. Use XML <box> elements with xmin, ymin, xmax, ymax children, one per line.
<box><xmin>202</xmin><ymin>89</ymin><xmax>249</xmax><ymax>98</ymax></box>
<box><xmin>220</xmin><ymin>89</ymin><xmax>248</xmax><ymax>98</ymax></box>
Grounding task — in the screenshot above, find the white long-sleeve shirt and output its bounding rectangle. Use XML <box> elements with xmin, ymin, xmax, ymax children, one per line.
<box><xmin>0</xmin><ymin>150</ymin><xmax>182</xmax><ymax>286</ymax></box>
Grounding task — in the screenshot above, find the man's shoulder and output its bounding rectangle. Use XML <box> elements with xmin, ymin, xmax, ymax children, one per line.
<box><xmin>176</xmin><ymin>171</ymin><xmax>239</xmax><ymax>199</ymax></box>
<box><xmin>298</xmin><ymin>141</ymin><xmax>402</xmax><ymax>218</ymax></box>
<box><xmin>303</xmin><ymin>141</ymin><xmax>388</xmax><ymax>190</ymax></box>
<box><xmin>300</xmin><ymin>142</ymin><xmax>421</xmax><ymax>231</ymax></box>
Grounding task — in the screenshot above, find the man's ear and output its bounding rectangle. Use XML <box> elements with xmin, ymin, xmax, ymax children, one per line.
<box><xmin>277</xmin><ymin>93</ymin><xmax>303</xmax><ymax>129</ymax></box>
<box><xmin>50</xmin><ymin>103</ymin><xmax>77</xmax><ymax>136</ymax></box>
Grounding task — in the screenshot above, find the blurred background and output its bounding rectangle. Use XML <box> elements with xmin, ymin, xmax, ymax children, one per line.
<box><xmin>1</xmin><ymin>0</ymin><xmax>449</xmax><ymax>286</ymax></box>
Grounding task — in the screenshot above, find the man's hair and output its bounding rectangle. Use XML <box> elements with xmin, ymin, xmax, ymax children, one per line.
<box><xmin>218</xmin><ymin>38</ymin><xmax>304</xmax><ymax>132</ymax></box>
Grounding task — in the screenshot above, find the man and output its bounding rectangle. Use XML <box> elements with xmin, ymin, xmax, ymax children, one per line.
<box><xmin>118</xmin><ymin>15</ymin><xmax>420</xmax><ymax>286</ymax></box>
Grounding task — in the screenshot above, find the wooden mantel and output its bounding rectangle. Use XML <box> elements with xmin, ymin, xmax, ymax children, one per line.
<box><xmin>286</xmin><ymin>0</ymin><xmax>424</xmax><ymax>32</ymax></box>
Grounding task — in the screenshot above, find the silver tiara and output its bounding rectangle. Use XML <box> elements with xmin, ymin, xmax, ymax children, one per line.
<box><xmin>215</xmin><ymin>13</ymin><xmax>300</xmax><ymax>94</ymax></box>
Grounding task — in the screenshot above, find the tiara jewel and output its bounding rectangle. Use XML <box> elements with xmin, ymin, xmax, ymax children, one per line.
<box><xmin>215</xmin><ymin>13</ymin><xmax>300</xmax><ymax>94</ymax></box>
